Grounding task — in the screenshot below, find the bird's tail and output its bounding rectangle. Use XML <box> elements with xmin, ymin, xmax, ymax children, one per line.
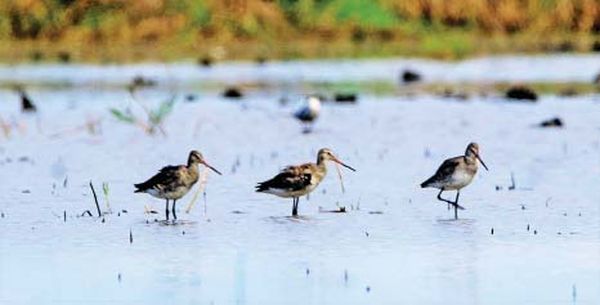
<box><xmin>133</xmin><ymin>183</ymin><xmax>145</xmax><ymax>193</ymax></box>
<box><xmin>420</xmin><ymin>177</ymin><xmax>435</xmax><ymax>188</ymax></box>
<box><xmin>255</xmin><ymin>182</ymin><xmax>269</xmax><ymax>192</ymax></box>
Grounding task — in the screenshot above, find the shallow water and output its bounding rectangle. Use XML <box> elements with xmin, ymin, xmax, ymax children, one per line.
<box><xmin>0</xmin><ymin>58</ymin><xmax>599</xmax><ymax>304</ymax></box>
<box><xmin>1</xmin><ymin>54</ymin><xmax>600</xmax><ymax>87</ymax></box>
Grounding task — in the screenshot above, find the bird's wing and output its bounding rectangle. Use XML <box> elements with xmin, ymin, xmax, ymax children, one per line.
<box><xmin>134</xmin><ymin>165</ymin><xmax>183</xmax><ymax>191</ymax></box>
<box><xmin>434</xmin><ymin>157</ymin><xmax>461</xmax><ymax>178</ymax></box>
<box><xmin>256</xmin><ymin>165</ymin><xmax>312</xmax><ymax>192</ymax></box>
<box><xmin>294</xmin><ymin>107</ymin><xmax>311</xmax><ymax>120</ymax></box>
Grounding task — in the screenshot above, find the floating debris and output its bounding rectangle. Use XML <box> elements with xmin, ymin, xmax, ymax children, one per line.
<box><xmin>538</xmin><ymin>117</ymin><xmax>563</xmax><ymax>128</ymax></box>
<box><xmin>319</xmin><ymin>206</ymin><xmax>346</xmax><ymax>213</ymax></box>
<box><xmin>505</xmin><ymin>86</ymin><xmax>538</xmax><ymax>101</ymax></box>
<box><xmin>17</xmin><ymin>88</ymin><xmax>37</xmax><ymax>113</ymax></box>
<box><xmin>185</xmin><ymin>94</ymin><xmax>198</xmax><ymax>102</ymax></box>
<box><xmin>334</xmin><ymin>93</ymin><xmax>357</xmax><ymax>103</ymax></box>
<box><xmin>131</xmin><ymin>75</ymin><xmax>156</xmax><ymax>88</ymax></box>
<box><xmin>57</xmin><ymin>51</ymin><xmax>71</xmax><ymax>63</ymax></box>
<box><xmin>401</xmin><ymin>69</ymin><xmax>421</xmax><ymax>83</ymax></box>
<box><xmin>255</xmin><ymin>56</ymin><xmax>268</xmax><ymax>65</ymax></box>
<box><xmin>197</xmin><ymin>56</ymin><xmax>213</xmax><ymax>67</ymax></box>
<box><xmin>222</xmin><ymin>87</ymin><xmax>243</xmax><ymax>99</ymax></box>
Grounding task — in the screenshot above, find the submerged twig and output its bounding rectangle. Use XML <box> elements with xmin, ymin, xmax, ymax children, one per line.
<box><xmin>185</xmin><ymin>167</ymin><xmax>209</xmax><ymax>213</ymax></box>
<box><xmin>102</xmin><ymin>182</ymin><xmax>112</xmax><ymax>214</ymax></box>
<box><xmin>89</xmin><ymin>181</ymin><xmax>102</xmax><ymax>217</ymax></box>
<box><xmin>335</xmin><ymin>162</ymin><xmax>345</xmax><ymax>193</ymax></box>
<box><xmin>508</xmin><ymin>172</ymin><xmax>516</xmax><ymax>190</ymax></box>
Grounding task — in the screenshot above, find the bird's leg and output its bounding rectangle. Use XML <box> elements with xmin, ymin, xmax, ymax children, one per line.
<box><xmin>172</xmin><ymin>199</ymin><xmax>177</xmax><ymax>220</ymax></box>
<box><xmin>165</xmin><ymin>199</ymin><xmax>170</xmax><ymax>221</ymax></box>
<box><xmin>437</xmin><ymin>189</ymin><xmax>465</xmax><ymax>212</ymax></box>
<box><xmin>454</xmin><ymin>191</ymin><xmax>460</xmax><ymax>220</ymax></box>
<box><xmin>292</xmin><ymin>197</ymin><xmax>298</xmax><ymax>217</ymax></box>
<box><xmin>437</xmin><ymin>189</ymin><xmax>454</xmax><ymax>206</ymax></box>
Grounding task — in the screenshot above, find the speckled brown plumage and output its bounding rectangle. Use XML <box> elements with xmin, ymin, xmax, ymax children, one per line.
<box><xmin>135</xmin><ymin>150</ymin><xmax>221</xmax><ymax>220</ymax></box>
<box><xmin>256</xmin><ymin>148</ymin><xmax>355</xmax><ymax>216</ymax></box>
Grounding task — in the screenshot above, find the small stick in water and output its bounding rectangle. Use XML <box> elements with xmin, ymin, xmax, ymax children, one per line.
<box><xmin>335</xmin><ymin>162</ymin><xmax>345</xmax><ymax>193</ymax></box>
<box><xmin>508</xmin><ymin>172</ymin><xmax>516</xmax><ymax>190</ymax></box>
<box><xmin>185</xmin><ymin>167</ymin><xmax>208</xmax><ymax>213</ymax></box>
<box><xmin>63</xmin><ymin>210</ymin><xmax>66</xmax><ymax>222</ymax></box>
<box><xmin>89</xmin><ymin>181</ymin><xmax>102</xmax><ymax>217</ymax></box>
<box><xmin>129</xmin><ymin>229</ymin><xmax>133</xmax><ymax>244</ymax></box>
<box><xmin>102</xmin><ymin>182</ymin><xmax>112</xmax><ymax>214</ymax></box>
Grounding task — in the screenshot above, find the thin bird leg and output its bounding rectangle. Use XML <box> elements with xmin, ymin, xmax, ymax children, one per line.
<box><xmin>437</xmin><ymin>189</ymin><xmax>454</xmax><ymax>206</ymax></box>
<box><xmin>454</xmin><ymin>191</ymin><xmax>460</xmax><ymax>220</ymax></box>
<box><xmin>437</xmin><ymin>189</ymin><xmax>465</xmax><ymax>211</ymax></box>
<box><xmin>165</xmin><ymin>199</ymin><xmax>170</xmax><ymax>221</ymax></box>
<box><xmin>172</xmin><ymin>199</ymin><xmax>177</xmax><ymax>220</ymax></box>
<box><xmin>292</xmin><ymin>197</ymin><xmax>298</xmax><ymax>217</ymax></box>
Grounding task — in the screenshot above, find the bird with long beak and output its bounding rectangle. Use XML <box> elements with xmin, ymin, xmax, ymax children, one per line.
<box><xmin>256</xmin><ymin>148</ymin><xmax>355</xmax><ymax>216</ymax></box>
<box><xmin>134</xmin><ymin>150</ymin><xmax>221</xmax><ymax>221</ymax></box>
<box><xmin>420</xmin><ymin>142</ymin><xmax>488</xmax><ymax>219</ymax></box>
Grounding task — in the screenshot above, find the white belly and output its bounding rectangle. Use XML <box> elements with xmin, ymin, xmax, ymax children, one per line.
<box><xmin>264</xmin><ymin>182</ymin><xmax>318</xmax><ymax>198</ymax></box>
<box><xmin>444</xmin><ymin>169</ymin><xmax>475</xmax><ymax>190</ymax></box>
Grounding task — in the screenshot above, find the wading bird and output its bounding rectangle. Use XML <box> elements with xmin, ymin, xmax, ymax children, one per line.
<box><xmin>294</xmin><ymin>96</ymin><xmax>321</xmax><ymax>132</ymax></box>
<box><xmin>256</xmin><ymin>148</ymin><xmax>355</xmax><ymax>216</ymax></box>
<box><xmin>134</xmin><ymin>150</ymin><xmax>221</xmax><ymax>221</ymax></box>
<box><xmin>420</xmin><ymin>142</ymin><xmax>488</xmax><ymax>219</ymax></box>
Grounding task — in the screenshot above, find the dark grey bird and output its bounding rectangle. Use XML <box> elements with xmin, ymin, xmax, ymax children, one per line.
<box><xmin>421</xmin><ymin>142</ymin><xmax>488</xmax><ymax>219</ymax></box>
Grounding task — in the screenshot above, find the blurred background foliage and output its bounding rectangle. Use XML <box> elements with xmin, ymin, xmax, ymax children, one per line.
<box><xmin>0</xmin><ymin>0</ymin><xmax>599</xmax><ymax>62</ymax></box>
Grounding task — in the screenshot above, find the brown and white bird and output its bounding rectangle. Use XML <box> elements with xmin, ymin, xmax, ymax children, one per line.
<box><xmin>256</xmin><ymin>148</ymin><xmax>355</xmax><ymax>216</ymax></box>
<box><xmin>420</xmin><ymin>142</ymin><xmax>488</xmax><ymax>219</ymax></box>
<box><xmin>134</xmin><ymin>150</ymin><xmax>221</xmax><ymax>220</ymax></box>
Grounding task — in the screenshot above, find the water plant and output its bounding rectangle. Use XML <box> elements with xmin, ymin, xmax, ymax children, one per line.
<box><xmin>109</xmin><ymin>93</ymin><xmax>175</xmax><ymax>136</ymax></box>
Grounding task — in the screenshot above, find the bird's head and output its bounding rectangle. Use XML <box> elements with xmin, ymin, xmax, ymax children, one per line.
<box><xmin>317</xmin><ymin>148</ymin><xmax>356</xmax><ymax>171</ymax></box>
<box><xmin>188</xmin><ymin>150</ymin><xmax>222</xmax><ymax>175</ymax></box>
<box><xmin>307</xmin><ymin>96</ymin><xmax>321</xmax><ymax>111</ymax></box>
<box><xmin>465</xmin><ymin>142</ymin><xmax>488</xmax><ymax>171</ymax></box>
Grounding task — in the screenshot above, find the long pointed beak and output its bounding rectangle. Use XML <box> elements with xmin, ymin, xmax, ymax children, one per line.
<box><xmin>474</xmin><ymin>153</ymin><xmax>489</xmax><ymax>171</ymax></box>
<box><xmin>333</xmin><ymin>157</ymin><xmax>356</xmax><ymax>172</ymax></box>
<box><xmin>202</xmin><ymin>161</ymin><xmax>222</xmax><ymax>175</ymax></box>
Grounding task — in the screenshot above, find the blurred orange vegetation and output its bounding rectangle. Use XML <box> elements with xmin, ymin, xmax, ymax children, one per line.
<box><xmin>0</xmin><ymin>0</ymin><xmax>599</xmax><ymax>61</ymax></box>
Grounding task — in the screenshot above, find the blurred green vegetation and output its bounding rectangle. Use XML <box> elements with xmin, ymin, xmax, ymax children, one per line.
<box><xmin>0</xmin><ymin>0</ymin><xmax>599</xmax><ymax>62</ymax></box>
